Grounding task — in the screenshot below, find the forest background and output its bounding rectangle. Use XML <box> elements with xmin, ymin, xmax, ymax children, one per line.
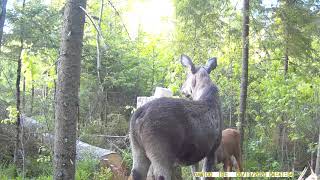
<box><xmin>0</xmin><ymin>0</ymin><xmax>320</xmax><ymax>179</ymax></box>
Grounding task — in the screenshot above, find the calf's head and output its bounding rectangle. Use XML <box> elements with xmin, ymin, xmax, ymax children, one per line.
<box><xmin>180</xmin><ymin>54</ymin><xmax>217</xmax><ymax>100</ymax></box>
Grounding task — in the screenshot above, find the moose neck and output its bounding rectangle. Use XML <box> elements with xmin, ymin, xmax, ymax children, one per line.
<box><xmin>192</xmin><ymin>81</ymin><xmax>218</xmax><ymax>107</ymax></box>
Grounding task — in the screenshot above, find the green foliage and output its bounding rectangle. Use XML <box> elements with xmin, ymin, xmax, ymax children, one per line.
<box><xmin>181</xmin><ymin>166</ymin><xmax>193</xmax><ymax>180</ymax></box>
<box><xmin>35</xmin><ymin>175</ymin><xmax>52</xmax><ymax>180</ymax></box>
<box><xmin>25</xmin><ymin>158</ymin><xmax>52</xmax><ymax>178</ymax></box>
<box><xmin>121</xmin><ymin>148</ymin><xmax>133</xmax><ymax>172</ymax></box>
<box><xmin>0</xmin><ymin>106</ymin><xmax>18</xmax><ymax>124</ymax></box>
<box><xmin>93</xmin><ymin>167</ymin><xmax>113</xmax><ymax>180</ymax></box>
<box><xmin>36</xmin><ymin>146</ymin><xmax>52</xmax><ymax>163</ymax></box>
<box><xmin>75</xmin><ymin>159</ymin><xmax>98</xmax><ymax>180</ymax></box>
<box><xmin>105</xmin><ymin>113</ymin><xmax>128</xmax><ymax>135</ymax></box>
<box><xmin>0</xmin><ymin>163</ymin><xmax>17</xmax><ymax>178</ymax></box>
<box><xmin>1</xmin><ymin>0</ymin><xmax>320</xmax><ymax>176</ymax></box>
<box><xmin>76</xmin><ymin>159</ymin><xmax>114</xmax><ymax>180</ymax></box>
<box><xmin>0</xmin><ymin>159</ymin><xmax>113</xmax><ymax>180</ymax></box>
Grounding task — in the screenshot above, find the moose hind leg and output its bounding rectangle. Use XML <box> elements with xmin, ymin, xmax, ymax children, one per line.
<box><xmin>201</xmin><ymin>152</ymin><xmax>217</xmax><ymax>180</ymax></box>
<box><xmin>146</xmin><ymin>146</ymin><xmax>174</xmax><ymax>180</ymax></box>
<box><xmin>235</xmin><ymin>156</ymin><xmax>242</xmax><ymax>172</ymax></box>
<box><xmin>233</xmin><ymin>152</ymin><xmax>242</xmax><ymax>171</ymax></box>
<box><xmin>146</xmin><ymin>164</ymin><xmax>179</xmax><ymax>180</ymax></box>
<box><xmin>149</xmin><ymin>159</ymin><xmax>173</xmax><ymax>180</ymax></box>
<box><xmin>130</xmin><ymin>138</ymin><xmax>150</xmax><ymax>180</ymax></box>
<box><xmin>147</xmin><ymin>164</ymin><xmax>154</xmax><ymax>180</ymax></box>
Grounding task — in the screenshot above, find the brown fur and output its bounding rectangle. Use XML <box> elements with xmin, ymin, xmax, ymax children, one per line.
<box><xmin>215</xmin><ymin>128</ymin><xmax>242</xmax><ymax>172</ymax></box>
<box><xmin>191</xmin><ymin>128</ymin><xmax>242</xmax><ymax>180</ymax></box>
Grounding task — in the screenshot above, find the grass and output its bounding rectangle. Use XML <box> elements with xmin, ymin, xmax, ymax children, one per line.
<box><xmin>0</xmin><ymin>158</ymin><xmax>113</xmax><ymax>180</ymax></box>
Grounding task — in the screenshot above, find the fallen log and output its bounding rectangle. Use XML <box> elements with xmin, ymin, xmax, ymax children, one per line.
<box><xmin>88</xmin><ymin>134</ymin><xmax>127</xmax><ymax>138</ymax></box>
<box><xmin>21</xmin><ymin>116</ymin><xmax>117</xmax><ymax>159</ymax></box>
<box><xmin>20</xmin><ymin>115</ymin><xmax>127</xmax><ymax>179</ymax></box>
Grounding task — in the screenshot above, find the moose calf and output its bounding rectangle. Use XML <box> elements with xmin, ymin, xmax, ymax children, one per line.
<box><xmin>215</xmin><ymin>128</ymin><xmax>242</xmax><ymax>172</ymax></box>
<box><xmin>191</xmin><ymin>128</ymin><xmax>242</xmax><ymax>180</ymax></box>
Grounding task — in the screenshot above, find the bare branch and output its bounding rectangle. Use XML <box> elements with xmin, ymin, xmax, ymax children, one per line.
<box><xmin>79</xmin><ymin>6</ymin><xmax>108</xmax><ymax>50</ymax></box>
<box><xmin>107</xmin><ymin>0</ymin><xmax>132</xmax><ymax>40</ymax></box>
<box><xmin>96</xmin><ymin>0</ymin><xmax>104</xmax><ymax>86</ymax></box>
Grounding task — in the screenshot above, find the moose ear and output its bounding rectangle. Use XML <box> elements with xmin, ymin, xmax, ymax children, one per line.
<box><xmin>181</xmin><ymin>54</ymin><xmax>196</xmax><ymax>73</ymax></box>
<box><xmin>204</xmin><ymin>57</ymin><xmax>217</xmax><ymax>74</ymax></box>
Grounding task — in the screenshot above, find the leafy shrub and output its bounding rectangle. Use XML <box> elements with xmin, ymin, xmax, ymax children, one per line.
<box><xmin>75</xmin><ymin>158</ymin><xmax>99</xmax><ymax>180</ymax></box>
<box><xmin>106</xmin><ymin>113</ymin><xmax>128</xmax><ymax>135</ymax></box>
<box><xmin>0</xmin><ymin>158</ymin><xmax>115</xmax><ymax>180</ymax></box>
<box><xmin>93</xmin><ymin>167</ymin><xmax>113</xmax><ymax>180</ymax></box>
<box><xmin>36</xmin><ymin>175</ymin><xmax>52</xmax><ymax>180</ymax></box>
<box><xmin>26</xmin><ymin>159</ymin><xmax>52</xmax><ymax>178</ymax></box>
<box><xmin>0</xmin><ymin>163</ymin><xmax>17</xmax><ymax>177</ymax></box>
<box><xmin>121</xmin><ymin>148</ymin><xmax>133</xmax><ymax>172</ymax></box>
<box><xmin>181</xmin><ymin>166</ymin><xmax>193</xmax><ymax>180</ymax></box>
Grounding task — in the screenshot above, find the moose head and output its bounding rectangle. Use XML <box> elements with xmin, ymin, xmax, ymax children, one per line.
<box><xmin>180</xmin><ymin>54</ymin><xmax>217</xmax><ymax>100</ymax></box>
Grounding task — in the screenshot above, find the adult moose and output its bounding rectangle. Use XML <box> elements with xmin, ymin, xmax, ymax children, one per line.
<box><xmin>129</xmin><ymin>55</ymin><xmax>223</xmax><ymax>180</ymax></box>
<box><xmin>191</xmin><ymin>128</ymin><xmax>242</xmax><ymax>180</ymax></box>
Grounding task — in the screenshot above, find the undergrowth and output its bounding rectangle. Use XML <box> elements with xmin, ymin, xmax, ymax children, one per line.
<box><xmin>0</xmin><ymin>158</ymin><xmax>113</xmax><ymax>180</ymax></box>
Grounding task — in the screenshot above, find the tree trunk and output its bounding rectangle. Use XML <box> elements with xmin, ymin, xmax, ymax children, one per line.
<box><xmin>284</xmin><ymin>48</ymin><xmax>289</xmax><ymax>75</ymax></box>
<box><xmin>278</xmin><ymin>1</ymin><xmax>289</xmax><ymax>164</ymax></box>
<box><xmin>100</xmin><ymin>91</ymin><xmax>106</xmax><ymax>123</ymax></box>
<box><xmin>311</xmin><ymin>150</ymin><xmax>315</xmax><ymax>171</ymax></box>
<box><xmin>53</xmin><ymin>64</ymin><xmax>57</xmax><ymax>120</ymax></box>
<box><xmin>228</xmin><ymin>58</ymin><xmax>234</xmax><ymax>127</ymax></box>
<box><xmin>53</xmin><ymin>0</ymin><xmax>87</xmax><ymax>179</ymax></box>
<box><xmin>0</xmin><ymin>0</ymin><xmax>8</xmax><ymax>49</ymax></box>
<box><xmin>315</xmin><ymin>88</ymin><xmax>320</xmax><ymax>176</ymax></box>
<box><xmin>151</xmin><ymin>47</ymin><xmax>155</xmax><ymax>87</ymax></box>
<box><xmin>238</xmin><ymin>0</ymin><xmax>249</xmax><ymax>155</ymax></box>
<box><xmin>279</xmin><ymin>124</ymin><xmax>285</xmax><ymax>166</ymax></box>
<box><xmin>22</xmin><ymin>76</ymin><xmax>26</xmax><ymax>112</ymax></box>
<box><xmin>283</xmin><ymin>0</ymin><xmax>290</xmax><ymax>76</ymax></box>
<box><xmin>30</xmin><ymin>81</ymin><xmax>34</xmax><ymax>114</ymax></box>
<box><xmin>14</xmin><ymin>0</ymin><xmax>26</xmax><ymax>170</ymax></box>
<box><xmin>14</xmin><ymin>41</ymin><xmax>23</xmax><ymax>165</ymax></box>
<box><xmin>281</xmin><ymin>4</ymin><xmax>289</xmax><ymax>166</ymax></box>
<box><xmin>315</xmin><ymin>132</ymin><xmax>320</xmax><ymax>176</ymax></box>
